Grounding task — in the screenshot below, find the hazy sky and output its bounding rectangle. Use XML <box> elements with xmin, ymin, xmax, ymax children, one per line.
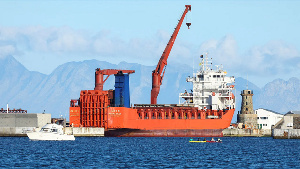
<box><xmin>0</xmin><ymin>0</ymin><xmax>299</xmax><ymax>87</ymax></box>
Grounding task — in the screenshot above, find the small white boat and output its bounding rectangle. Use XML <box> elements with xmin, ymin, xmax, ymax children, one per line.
<box><xmin>27</xmin><ymin>123</ymin><xmax>75</xmax><ymax>141</ymax></box>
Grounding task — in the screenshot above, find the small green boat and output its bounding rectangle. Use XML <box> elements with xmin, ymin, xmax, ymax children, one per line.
<box><xmin>189</xmin><ymin>140</ymin><xmax>206</xmax><ymax>143</ymax></box>
<box><xmin>189</xmin><ymin>138</ymin><xmax>222</xmax><ymax>143</ymax></box>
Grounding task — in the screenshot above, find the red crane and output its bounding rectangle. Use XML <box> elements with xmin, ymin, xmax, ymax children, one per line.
<box><xmin>150</xmin><ymin>5</ymin><xmax>191</xmax><ymax>104</ymax></box>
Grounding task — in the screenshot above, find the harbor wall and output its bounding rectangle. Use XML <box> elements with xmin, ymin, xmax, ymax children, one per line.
<box><xmin>65</xmin><ymin>127</ymin><xmax>104</xmax><ymax>137</ymax></box>
<box><xmin>223</xmin><ymin>129</ymin><xmax>271</xmax><ymax>137</ymax></box>
<box><xmin>0</xmin><ymin>127</ymin><xmax>41</xmax><ymax>136</ymax></box>
<box><xmin>0</xmin><ymin>113</ymin><xmax>51</xmax><ymax>136</ymax></box>
<box><xmin>0</xmin><ymin>113</ymin><xmax>51</xmax><ymax>127</ymax></box>
<box><xmin>272</xmin><ymin>129</ymin><xmax>300</xmax><ymax>139</ymax></box>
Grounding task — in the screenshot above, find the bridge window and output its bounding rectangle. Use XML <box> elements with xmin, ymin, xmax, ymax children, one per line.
<box><xmin>198</xmin><ymin>75</ymin><xmax>204</xmax><ymax>79</ymax></box>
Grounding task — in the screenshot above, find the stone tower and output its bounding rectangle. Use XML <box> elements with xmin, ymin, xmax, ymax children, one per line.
<box><xmin>240</xmin><ymin>90</ymin><xmax>254</xmax><ymax>114</ymax></box>
<box><xmin>237</xmin><ymin>90</ymin><xmax>257</xmax><ymax>129</ymax></box>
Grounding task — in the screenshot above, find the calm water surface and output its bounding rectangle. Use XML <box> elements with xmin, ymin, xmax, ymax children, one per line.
<box><xmin>0</xmin><ymin>137</ymin><xmax>299</xmax><ymax>168</ymax></box>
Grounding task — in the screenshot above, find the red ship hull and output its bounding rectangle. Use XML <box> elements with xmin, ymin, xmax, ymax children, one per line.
<box><xmin>105</xmin><ymin>129</ymin><xmax>223</xmax><ymax>137</ymax></box>
<box><xmin>105</xmin><ymin>107</ymin><xmax>234</xmax><ymax>137</ymax></box>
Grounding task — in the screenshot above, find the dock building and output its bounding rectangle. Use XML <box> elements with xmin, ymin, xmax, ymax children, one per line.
<box><xmin>255</xmin><ymin>108</ymin><xmax>283</xmax><ymax>129</ymax></box>
<box><xmin>272</xmin><ymin>111</ymin><xmax>300</xmax><ymax>139</ymax></box>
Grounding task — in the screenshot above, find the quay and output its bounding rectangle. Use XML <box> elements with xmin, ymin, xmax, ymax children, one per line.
<box><xmin>223</xmin><ymin>128</ymin><xmax>271</xmax><ymax>137</ymax></box>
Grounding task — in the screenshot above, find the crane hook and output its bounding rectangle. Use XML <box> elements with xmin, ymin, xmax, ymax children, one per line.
<box><xmin>186</xmin><ymin>22</ymin><xmax>191</xmax><ymax>29</ymax></box>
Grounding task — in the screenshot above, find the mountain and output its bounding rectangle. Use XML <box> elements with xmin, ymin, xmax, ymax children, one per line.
<box><xmin>1</xmin><ymin>55</ymin><xmax>299</xmax><ymax>122</ymax></box>
<box><xmin>0</xmin><ymin>56</ymin><xmax>46</xmax><ymax>111</ymax></box>
<box><xmin>256</xmin><ymin>78</ymin><xmax>300</xmax><ymax>113</ymax></box>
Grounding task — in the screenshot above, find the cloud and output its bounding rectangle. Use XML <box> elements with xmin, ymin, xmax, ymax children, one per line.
<box><xmin>0</xmin><ymin>26</ymin><xmax>191</xmax><ymax>65</ymax></box>
<box><xmin>0</xmin><ymin>45</ymin><xmax>21</xmax><ymax>58</ymax></box>
<box><xmin>198</xmin><ymin>35</ymin><xmax>300</xmax><ymax>76</ymax></box>
<box><xmin>1</xmin><ymin>26</ymin><xmax>299</xmax><ymax>78</ymax></box>
<box><xmin>47</xmin><ymin>28</ymin><xmax>89</xmax><ymax>53</ymax></box>
<box><xmin>0</xmin><ymin>26</ymin><xmax>90</xmax><ymax>53</ymax></box>
<box><xmin>244</xmin><ymin>41</ymin><xmax>300</xmax><ymax>75</ymax></box>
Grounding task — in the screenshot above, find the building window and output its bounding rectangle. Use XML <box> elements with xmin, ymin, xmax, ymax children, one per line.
<box><xmin>246</xmin><ymin>102</ymin><xmax>248</xmax><ymax>105</ymax></box>
<box><xmin>248</xmin><ymin>91</ymin><xmax>250</xmax><ymax>94</ymax></box>
<box><xmin>246</xmin><ymin>108</ymin><xmax>248</xmax><ymax>111</ymax></box>
<box><xmin>260</xmin><ymin>117</ymin><xmax>268</xmax><ymax>119</ymax></box>
<box><xmin>257</xmin><ymin>117</ymin><xmax>259</xmax><ymax>119</ymax></box>
<box><xmin>263</xmin><ymin>124</ymin><xmax>267</xmax><ymax>126</ymax></box>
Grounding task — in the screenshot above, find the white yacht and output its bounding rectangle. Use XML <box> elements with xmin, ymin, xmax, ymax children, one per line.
<box><xmin>27</xmin><ymin>123</ymin><xmax>75</xmax><ymax>141</ymax></box>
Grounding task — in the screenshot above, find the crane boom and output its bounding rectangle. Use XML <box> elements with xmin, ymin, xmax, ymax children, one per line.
<box><xmin>151</xmin><ymin>5</ymin><xmax>191</xmax><ymax>104</ymax></box>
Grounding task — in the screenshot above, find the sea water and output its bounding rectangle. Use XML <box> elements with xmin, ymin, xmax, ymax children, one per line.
<box><xmin>0</xmin><ymin>137</ymin><xmax>299</xmax><ymax>168</ymax></box>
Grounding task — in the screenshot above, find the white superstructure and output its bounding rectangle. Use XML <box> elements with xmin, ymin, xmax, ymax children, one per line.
<box><xmin>179</xmin><ymin>54</ymin><xmax>235</xmax><ymax>110</ymax></box>
<box><xmin>27</xmin><ymin>123</ymin><xmax>75</xmax><ymax>141</ymax></box>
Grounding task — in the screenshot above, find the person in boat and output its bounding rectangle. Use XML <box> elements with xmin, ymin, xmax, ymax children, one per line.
<box><xmin>197</xmin><ymin>138</ymin><xmax>200</xmax><ymax>141</ymax></box>
<box><xmin>189</xmin><ymin>138</ymin><xmax>193</xmax><ymax>141</ymax></box>
<box><xmin>203</xmin><ymin>138</ymin><xmax>206</xmax><ymax>141</ymax></box>
<box><xmin>217</xmin><ymin>138</ymin><xmax>222</xmax><ymax>142</ymax></box>
<box><xmin>211</xmin><ymin>138</ymin><xmax>215</xmax><ymax>141</ymax></box>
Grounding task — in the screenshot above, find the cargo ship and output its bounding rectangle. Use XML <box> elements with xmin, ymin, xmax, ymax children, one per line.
<box><xmin>69</xmin><ymin>5</ymin><xmax>235</xmax><ymax>137</ymax></box>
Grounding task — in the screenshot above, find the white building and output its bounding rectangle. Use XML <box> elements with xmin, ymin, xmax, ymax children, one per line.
<box><xmin>255</xmin><ymin>108</ymin><xmax>283</xmax><ymax>129</ymax></box>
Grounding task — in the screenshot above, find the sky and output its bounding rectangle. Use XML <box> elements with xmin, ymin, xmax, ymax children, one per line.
<box><xmin>0</xmin><ymin>0</ymin><xmax>300</xmax><ymax>87</ymax></box>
